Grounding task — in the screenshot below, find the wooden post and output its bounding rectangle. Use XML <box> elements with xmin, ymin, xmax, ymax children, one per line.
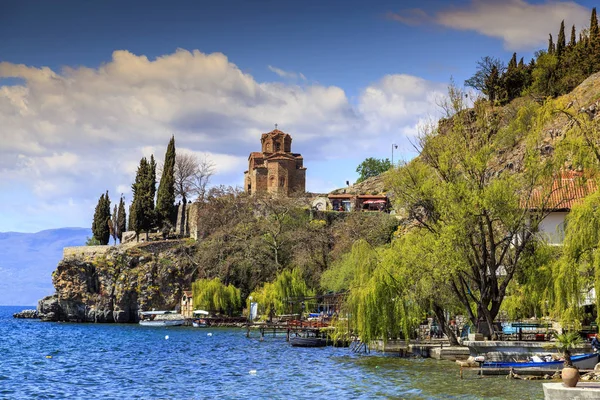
<box><xmin>286</xmin><ymin>328</ymin><xmax>290</xmax><ymax>342</ymax></box>
<box><xmin>246</xmin><ymin>322</ymin><xmax>250</xmax><ymax>338</ymax></box>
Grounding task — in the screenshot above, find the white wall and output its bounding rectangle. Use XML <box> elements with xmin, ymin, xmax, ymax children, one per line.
<box><xmin>538</xmin><ymin>211</ymin><xmax>568</xmax><ymax>245</ymax></box>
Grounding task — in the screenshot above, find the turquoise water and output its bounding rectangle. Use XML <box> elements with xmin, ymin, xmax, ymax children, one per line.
<box><xmin>0</xmin><ymin>306</ymin><xmax>544</xmax><ymax>399</ymax></box>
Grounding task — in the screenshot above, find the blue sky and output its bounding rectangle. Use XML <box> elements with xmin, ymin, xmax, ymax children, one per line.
<box><xmin>0</xmin><ymin>0</ymin><xmax>596</xmax><ymax>232</ymax></box>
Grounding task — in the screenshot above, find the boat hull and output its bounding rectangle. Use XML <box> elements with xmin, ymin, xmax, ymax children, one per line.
<box><xmin>139</xmin><ymin>319</ymin><xmax>185</xmax><ymax>327</ymax></box>
<box><xmin>192</xmin><ymin>321</ymin><xmax>208</xmax><ymax>328</ymax></box>
<box><xmin>290</xmin><ymin>337</ymin><xmax>328</xmax><ymax>347</ymax></box>
<box><xmin>482</xmin><ymin>353</ymin><xmax>599</xmax><ymax>369</ymax></box>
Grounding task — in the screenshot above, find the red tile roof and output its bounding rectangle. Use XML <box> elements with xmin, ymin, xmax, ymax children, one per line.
<box><xmin>528</xmin><ymin>171</ymin><xmax>597</xmax><ymax>210</ymax></box>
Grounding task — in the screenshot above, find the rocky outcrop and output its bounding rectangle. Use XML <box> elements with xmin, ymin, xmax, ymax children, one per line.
<box><xmin>13</xmin><ymin>309</ymin><xmax>38</xmax><ymax>319</ymax></box>
<box><xmin>37</xmin><ymin>239</ymin><xmax>196</xmax><ymax>323</ymax></box>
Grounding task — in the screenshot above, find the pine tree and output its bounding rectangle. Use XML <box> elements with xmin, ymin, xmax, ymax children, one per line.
<box><xmin>548</xmin><ymin>34</ymin><xmax>555</xmax><ymax>55</ymax></box>
<box><xmin>557</xmin><ymin>20</ymin><xmax>566</xmax><ymax>57</ymax></box>
<box><xmin>117</xmin><ymin>195</ymin><xmax>126</xmax><ymax>243</ymax></box>
<box><xmin>92</xmin><ymin>191</ymin><xmax>111</xmax><ymax>245</ymax></box>
<box><xmin>156</xmin><ymin>136</ymin><xmax>176</xmax><ymax>230</ymax></box>
<box><xmin>570</xmin><ymin>25</ymin><xmax>577</xmax><ymax>47</ymax></box>
<box><xmin>518</xmin><ymin>57</ymin><xmax>524</xmax><ymax>68</ymax></box>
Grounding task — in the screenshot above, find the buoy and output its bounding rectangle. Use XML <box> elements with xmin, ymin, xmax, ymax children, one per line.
<box><xmin>207</xmin><ymin>333</ymin><xmax>212</xmax><ymax>337</ymax></box>
<box><xmin>45</xmin><ymin>356</ymin><xmax>52</xmax><ymax>359</ymax></box>
<box><xmin>249</xmin><ymin>370</ymin><xmax>257</xmax><ymax>375</ymax></box>
<box><xmin>165</xmin><ymin>335</ymin><xmax>169</xmax><ymax>340</ymax></box>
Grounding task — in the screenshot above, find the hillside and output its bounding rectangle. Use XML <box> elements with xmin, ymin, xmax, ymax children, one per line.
<box><xmin>0</xmin><ymin>228</ymin><xmax>91</xmax><ymax>306</ymax></box>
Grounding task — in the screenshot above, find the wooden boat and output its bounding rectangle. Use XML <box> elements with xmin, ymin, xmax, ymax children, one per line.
<box><xmin>290</xmin><ymin>336</ymin><xmax>328</xmax><ymax>347</ymax></box>
<box><xmin>139</xmin><ymin>311</ymin><xmax>185</xmax><ymax>327</ymax></box>
<box><xmin>482</xmin><ymin>353</ymin><xmax>599</xmax><ymax>369</ymax></box>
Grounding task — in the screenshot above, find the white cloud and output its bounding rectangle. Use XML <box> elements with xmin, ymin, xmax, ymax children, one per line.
<box><xmin>0</xmin><ymin>49</ymin><xmax>445</xmax><ymax>231</ymax></box>
<box><xmin>389</xmin><ymin>0</ymin><xmax>590</xmax><ymax>50</ymax></box>
<box><xmin>268</xmin><ymin>65</ymin><xmax>307</xmax><ymax>81</ymax></box>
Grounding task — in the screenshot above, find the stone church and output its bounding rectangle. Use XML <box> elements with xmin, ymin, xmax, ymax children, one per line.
<box><xmin>244</xmin><ymin>128</ymin><xmax>306</xmax><ymax>195</ymax></box>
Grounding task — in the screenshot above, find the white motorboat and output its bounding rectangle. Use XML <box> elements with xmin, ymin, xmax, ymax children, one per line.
<box><xmin>192</xmin><ymin>310</ymin><xmax>210</xmax><ymax>328</ymax></box>
<box><xmin>138</xmin><ymin>310</ymin><xmax>185</xmax><ymax>327</ymax></box>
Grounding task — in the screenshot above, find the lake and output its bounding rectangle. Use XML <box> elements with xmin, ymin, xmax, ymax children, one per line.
<box><xmin>0</xmin><ymin>306</ymin><xmax>544</xmax><ymax>399</ymax></box>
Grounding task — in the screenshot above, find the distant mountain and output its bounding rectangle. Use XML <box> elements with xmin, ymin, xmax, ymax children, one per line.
<box><xmin>0</xmin><ymin>227</ymin><xmax>91</xmax><ymax>306</ymax></box>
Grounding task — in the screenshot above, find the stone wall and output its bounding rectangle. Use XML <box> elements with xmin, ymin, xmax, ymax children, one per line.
<box><xmin>188</xmin><ymin>203</ymin><xmax>200</xmax><ymax>240</ymax></box>
<box><xmin>63</xmin><ymin>245</ymin><xmax>111</xmax><ymax>259</ymax></box>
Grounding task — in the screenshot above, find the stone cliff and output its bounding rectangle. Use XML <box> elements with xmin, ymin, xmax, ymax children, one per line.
<box><xmin>38</xmin><ymin>239</ymin><xmax>196</xmax><ymax>323</ymax></box>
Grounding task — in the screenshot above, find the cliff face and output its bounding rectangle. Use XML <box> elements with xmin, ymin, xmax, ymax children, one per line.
<box><xmin>38</xmin><ymin>240</ymin><xmax>196</xmax><ymax>323</ymax></box>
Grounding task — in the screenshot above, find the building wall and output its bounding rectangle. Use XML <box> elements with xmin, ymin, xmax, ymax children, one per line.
<box><xmin>246</xmin><ymin>130</ymin><xmax>306</xmax><ymax>195</ymax></box>
<box><xmin>538</xmin><ymin>211</ymin><xmax>568</xmax><ymax>245</ymax></box>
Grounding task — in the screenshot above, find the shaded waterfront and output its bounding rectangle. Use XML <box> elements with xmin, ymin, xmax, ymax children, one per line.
<box><xmin>0</xmin><ymin>307</ymin><xmax>543</xmax><ymax>399</ymax></box>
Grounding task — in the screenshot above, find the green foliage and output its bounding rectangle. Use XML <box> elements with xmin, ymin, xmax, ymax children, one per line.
<box><xmin>249</xmin><ymin>268</ymin><xmax>314</xmax><ymax>319</ymax></box>
<box><xmin>341</xmin><ymin>240</ymin><xmax>425</xmax><ymax>344</ymax></box>
<box><xmin>355</xmin><ymin>157</ymin><xmax>391</xmax><ymax>183</ymax></box>
<box><xmin>91</xmin><ymin>191</ymin><xmax>111</xmax><ymax>245</ymax></box>
<box><xmin>551</xmin><ymin>190</ymin><xmax>600</xmax><ymax>328</ymax></box>
<box><xmin>191</xmin><ymin>277</ymin><xmax>241</xmax><ymax>316</ymax></box>
<box><xmin>553</xmin><ymin>331</ymin><xmax>583</xmax><ymax>366</ymax></box>
<box><xmin>385</xmin><ymin>84</ymin><xmax>556</xmax><ymax>337</ymax></box>
<box><xmin>467</xmin><ymin>9</ymin><xmax>600</xmax><ymax>102</ymax></box>
<box><xmin>128</xmin><ymin>157</ymin><xmax>156</xmax><ymax>238</ymax></box>
<box><xmin>156</xmin><ymin>136</ymin><xmax>176</xmax><ymax>229</ymax></box>
<box><xmin>117</xmin><ymin>196</ymin><xmax>126</xmax><ymax>242</ymax></box>
<box><xmin>85</xmin><ymin>236</ymin><xmax>101</xmax><ymax>246</ymax></box>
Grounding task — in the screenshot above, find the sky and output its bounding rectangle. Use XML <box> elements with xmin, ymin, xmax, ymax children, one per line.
<box><xmin>0</xmin><ymin>0</ymin><xmax>597</xmax><ymax>232</ymax></box>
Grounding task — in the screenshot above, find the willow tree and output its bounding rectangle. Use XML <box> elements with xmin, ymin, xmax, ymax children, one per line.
<box><xmin>552</xmin><ymin>191</ymin><xmax>600</xmax><ymax>328</ymax></box>
<box><xmin>192</xmin><ymin>278</ymin><xmax>241</xmax><ymax>316</ymax></box>
<box><xmin>321</xmin><ymin>240</ymin><xmax>424</xmax><ymax>344</ymax></box>
<box><xmin>387</xmin><ymin>88</ymin><xmax>557</xmax><ymax>338</ymax></box>
<box><xmin>249</xmin><ymin>268</ymin><xmax>314</xmax><ymax>321</ymax></box>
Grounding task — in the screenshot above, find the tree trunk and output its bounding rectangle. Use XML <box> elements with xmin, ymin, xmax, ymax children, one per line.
<box><xmin>432</xmin><ymin>303</ymin><xmax>460</xmax><ymax>346</ymax></box>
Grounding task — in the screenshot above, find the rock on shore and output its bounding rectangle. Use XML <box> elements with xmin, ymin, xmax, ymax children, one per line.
<box><xmin>13</xmin><ymin>309</ymin><xmax>39</xmax><ymax>319</ymax></box>
<box><xmin>37</xmin><ymin>240</ymin><xmax>196</xmax><ymax>323</ymax></box>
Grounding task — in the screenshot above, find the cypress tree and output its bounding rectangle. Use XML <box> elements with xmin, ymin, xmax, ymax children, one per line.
<box><xmin>149</xmin><ymin>155</ymin><xmax>157</xmax><ymax>202</ymax></box>
<box><xmin>591</xmin><ymin>8</ymin><xmax>599</xmax><ymax>39</ymax></box>
<box><xmin>156</xmin><ymin>136</ymin><xmax>176</xmax><ymax>229</ymax></box>
<box><xmin>518</xmin><ymin>57</ymin><xmax>524</xmax><ymax>68</ymax></box>
<box><xmin>129</xmin><ymin>157</ymin><xmax>149</xmax><ymax>241</ymax></box>
<box><xmin>92</xmin><ymin>191</ymin><xmax>111</xmax><ymax>245</ymax></box>
<box><xmin>548</xmin><ymin>34</ymin><xmax>555</xmax><ymax>55</ymax></box>
<box><xmin>117</xmin><ymin>195</ymin><xmax>126</xmax><ymax>242</ymax></box>
<box><xmin>508</xmin><ymin>52</ymin><xmax>517</xmax><ymax>70</ymax></box>
<box><xmin>591</xmin><ymin>8</ymin><xmax>600</xmax><ymax>73</ymax></box>
<box><xmin>109</xmin><ymin>204</ymin><xmax>118</xmax><ymax>245</ymax></box>
<box><xmin>570</xmin><ymin>25</ymin><xmax>577</xmax><ymax>47</ymax></box>
<box><xmin>557</xmin><ymin>20</ymin><xmax>566</xmax><ymax>57</ymax></box>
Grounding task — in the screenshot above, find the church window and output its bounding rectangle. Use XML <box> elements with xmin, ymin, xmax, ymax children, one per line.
<box><xmin>275</xmin><ymin>142</ymin><xmax>281</xmax><ymax>152</ymax></box>
<box><xmin>279</xmin><ymin>177</ymin><xmax>285</xmax><ymax>187</ymax></box>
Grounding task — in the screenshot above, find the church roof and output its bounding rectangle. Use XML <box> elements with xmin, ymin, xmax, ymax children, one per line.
<box><xmin>262</xmin><ymin>128</ymin><xmax>291</xmax><ymax>138</ymax></box>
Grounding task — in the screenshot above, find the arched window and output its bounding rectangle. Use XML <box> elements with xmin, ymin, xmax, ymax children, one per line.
<box><xmin>279</xmin><ymin>177</ymin><xmax>285</xmax><ymax>187</ymax></box>
<box><xmin>275</xmin><ymin>142</ymin><xmax>281</xmax><ymax>152</ymax></box>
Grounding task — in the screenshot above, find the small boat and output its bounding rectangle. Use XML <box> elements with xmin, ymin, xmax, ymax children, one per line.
<box><xmin>482</xmin><ymin>353</ymin><xmax>599</xmax><ymax>369</ymax></box>
<box><xmin>139</xmin><ymin>310</ymin><xmax>185</xmax><ymax>327</ymax></box>
<box><xmin>192</xmin><ymin>319</ymin><xmax>209</xmax><ymax>328</ymax></box>
<box><xmin>290</xmin><ymin>329</ymin><xmax>329</xmax><ymax>347</ymax></box>
<box><xmin>290</xmin><ymin>336</ymin><xmax>328</xmax><ymax>347</ymax></box>
<box><xmin>192</xmin><ymin>310</ymin><xmax>210</xmax><ymax>328</ymax></box>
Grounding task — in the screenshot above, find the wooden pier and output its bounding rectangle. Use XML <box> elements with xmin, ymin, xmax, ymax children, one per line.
<box><xmin>245</xmin><ymin>320</ymin><xmax>329</xmax><ymax>341</ymax></box>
